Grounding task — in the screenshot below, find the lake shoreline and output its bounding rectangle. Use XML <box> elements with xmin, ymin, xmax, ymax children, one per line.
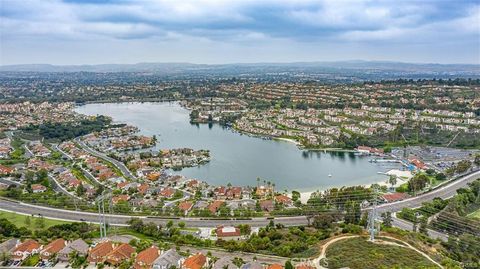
<box><xmin>74</xmin><ymin>102</ymin><xmax>402</xmax><ymax>191</ymax></box>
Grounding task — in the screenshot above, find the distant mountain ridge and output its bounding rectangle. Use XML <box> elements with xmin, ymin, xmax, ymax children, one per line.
<box><xmin>1</xmin><ymin>61</ymin><xmax>478</xmax><ymax>73</ymax></box>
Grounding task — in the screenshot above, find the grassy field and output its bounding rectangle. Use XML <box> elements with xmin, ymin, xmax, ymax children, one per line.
<box><xmin>325</xmin><ymin>237</ymin><xmax>439</xmax><ymax>269</ymax></box>
<box><xmin>0</xmin><ymin>210</ymin><xmax>72</xmax><ymax>230</ymax></box>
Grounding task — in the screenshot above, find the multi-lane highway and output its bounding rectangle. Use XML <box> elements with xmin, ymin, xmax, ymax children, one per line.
<box><xmin>1</xmin><ymin>170</ymin><xmax>478</xmax><ymax>232</ymax></box>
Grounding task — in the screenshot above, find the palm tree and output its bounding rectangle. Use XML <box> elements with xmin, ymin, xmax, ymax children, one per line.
<box><xmin>389</xmin><ymin>175</ymin><xmax>397</xmax><ymax>189</ymax></box>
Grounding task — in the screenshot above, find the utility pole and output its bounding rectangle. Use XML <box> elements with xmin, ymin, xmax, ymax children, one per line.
<box><xmin>96</xmin><ymin>191</ymin><xmax>111</xmax><ymax>240</ymax></box>
<box><xmin>368</xmin><ymin>185</ymin><xmax>378</xmax><ymax>242</ymax></box>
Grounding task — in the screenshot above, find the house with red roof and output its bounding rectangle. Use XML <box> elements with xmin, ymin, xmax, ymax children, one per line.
<box><xmin>216</xmin><ymin>226</ymin><xmax>242</xmax><ymax>240</ymax></box>
<box><xmin>178</xmin><ymin>201</ymin><xmax>194</xmax><ymax>215</ymax></box>
<box><xmin>182</xmin><ymin>253</ymin><xmax>207</xmax><ymax>269</ymax></box>
<box><xmin>159</xmin><ymin>187</ymin><xmax>176</xmax><ymax>198</ymax></box>
<box><xmin>275</xmin><ymin>195</ymin><xmax>293</xmax><ymax>206</ymax></box>
<box><xmin>0</xmin><ymin>164</ymin><xmax>14</xmax><ymax>175</ymax></box>
<box><xmin>134</xmin><ymin>246</ymin><xmax>160</xmax><ymax>269</ymax></box>
<box><xmin>11</xmin><ymin>239</ymin><xmax>42</xmax><ymax>261</ymax></box>
<box><xmin>40</xmin><ymin>238</ymin><xmax>66</xmax><ymax>261</ymax></box>
<box><xmin>31</xmin><ymin>184</ymin><xmax>47</xmax><ymax>193</ymax></box>
<box><xmin>208</xmin><ymin>200</ymin><xmax>224</xmax><ymax>214</ymax></box>
<box><xmin>112</xmin><ymin>194</ymin><xmax>130</xmax><ymax>205</ymax></box>
<box><xmin>105</xmin><ymin>243</ymin><xmax>135</xmax><ymax>266</ymax></box>
<box><xmin>382</xmin><ymin>192</ymin><xmax>410</xmax><ymax>203</ymax></box>
<box><xmin>88</xmin><ymin>241</ymin><xmax>115</xmax><ymax>263</ymax></box>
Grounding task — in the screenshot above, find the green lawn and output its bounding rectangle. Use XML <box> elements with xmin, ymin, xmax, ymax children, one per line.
<box><xmin>0</xmin><ymin>210</ymin><xmax>72</xmax><ymax>230</ymax></box>
<box><xmin>21</xmin><ymin>254</ymin><xmax>40</xmax><ymax>266</ymax></box>
<box><xmin>325</xmin><ymin>237</ymin><xmax>439</xmax><ymax>269</ymax></box>
<box><xmin>468</xmin><ymin>208</ymin><xmax>480</xmax><ymax>219</ymax></box>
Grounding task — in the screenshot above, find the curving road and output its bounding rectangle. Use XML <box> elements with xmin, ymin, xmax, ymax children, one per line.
<box><xmin>375</xmin><ymin>169</ymin><xmax>480</xmax><ymax>213</ymax></box>
<box><xmin>1</xmin><ymin>170</ymin><xmax>478</xmax><ymax>232</ymax></box>
<box><xmin>74</xmin><ymin>137</ymin><xmax>137</xmax><ymax>180</ymax></box>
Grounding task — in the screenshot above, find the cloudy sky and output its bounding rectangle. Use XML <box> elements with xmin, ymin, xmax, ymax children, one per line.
<box><xmin>1</xmin><ymin>0</ymin><xmax>479</xmax><ymax>65</ymax></box>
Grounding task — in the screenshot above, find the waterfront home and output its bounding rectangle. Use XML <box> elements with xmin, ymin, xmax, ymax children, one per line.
<box><xmin>216</xmin><ymin>226</ymin><xmax>242</xmax><ymax>241</ymax></box>
<box><xmin>152</xmin><ymin>249</ymin><xmax>183</xmax><ymax>269</ymax></box>
<box><xmin>11</xmin><ymin>239</ymin><xmax>42</xmax><ymax>261</ymax></box>
<box><xmin>182</xmin><ymin>253</ymin><xmax>207</xmax><ymax>269</ymax></box>
<box><xmin>134</xmin><ymin>246</ymin><xmax>161</xmax><ymax>269</ymax></box>
<box><xmin>226</xmin><ymin>187</ymin><xmax>242</xmax><ymax>199</ymax></box>
<box><xmin>40</xmin><ymin>238</ymin><xmax>66</xmax><ymax>261</ymax></box>
<box><xmin>105</xmin><ymin>243</ymin><xmax>135</xmax><ymax>266</ymax></box>
<box><xmin>57</xmin><ymin>239</ymin><xmax>89</xmax><ymax>262</ymax></box>
<box><xmin>87</xmin><ymin>241</ymin><xmax>114</xmax><ymax>263</ymax></box>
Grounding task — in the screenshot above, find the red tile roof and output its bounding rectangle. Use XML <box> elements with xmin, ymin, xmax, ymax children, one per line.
<box><xmin>216</xmin><ymin>226</ymin><xmax>241</xmax><ymax>237</ymax></box>
<box><xmin>40</xmin><ymin>238</ymin><xmax>66</xmax><ymax>260</ymax></box>
<box><xmin>134</xmin><ymin>246</ymin><xmax>160</xmax><ymax>269</ymax></box>
<box><xmin>208</xmin><ymin>200</ymin><xmax>224</xmax><ymax>214</ymax></box>
<box><xmin>13</xmin><ymin>239</ymin><xmax>41</xmax><ymax>253</ymax></box>
<box><xmin>382</xmin><ymin>192</ymin><xmax>410</xmax><ymax>203</ymax></box>
<box><xmin>88</xmin><ymin>241</ymin><xmax>114</xmax><ymax>263</ymax></box>
<box><xmin>183</xmin><ymin>253</ymin><xmax>207</xmax><ymax>269</ymax></box>
<box><xmin>178</xmin><ymin>201</ymin><xmax>193</xmax><ymax>212</ymax></box>
<box><xmin>106</xmin><ymin>243</ymin><xmax>135</xmax><ymax>265</ymax></box>
<box><xmin>267</xmin><ymin>264</ymin><xmax>283</xmax><ymax>269</ymax></box>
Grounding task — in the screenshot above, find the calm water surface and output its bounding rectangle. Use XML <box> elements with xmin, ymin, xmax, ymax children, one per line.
<box><xmin>75</xmin><ymin>102</ymin><xmax>400</xmax><ymax>192</ymax></box>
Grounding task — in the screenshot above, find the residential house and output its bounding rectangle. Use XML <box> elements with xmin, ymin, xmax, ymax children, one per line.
<box><xmin>88</xmin><ymin>241</ymin><xmax>114</xmax><ymax>263</ymax></box>
<box><xmin>182</xmin><ymin>253</ymin><xmax>207</xmax><ymax>269</ymax></box>
<box><xmin>112</xmin><ymin>195</ymin><xmax>130</xmax><ymax>205</ymax></box>
<box><xmin>259</xmin><ymin>200</ymin><xmax>274</xmax><ymax>212</ymax></box>
<box><xmin>159</xmin><ymin>187</ymin><xmax>175</xmax><ymax>199</ymax></box>
<box><xmin>57</xmin><ymin>239</ymin><xmax>89</xmax><ymax>262</ymax></box>
<box><xmin>213</xmin><ymin>256</ymin><xmax>238</xmax><ymax>269</ymax></box>
<box><xmin>0</xmin><ymin>238</ymin><xmax>19</xmax><ymax>256</ymax></box>
<box><xmin>11</xmin><ymin>239</ymin><xmax>42</xmax><ymax>261</ymax></box>
<box><xmin>105</xmin><ymin>243</ymin><xmax>135</xmax><ymax>266</ymax></box>
<box><xmin>152</xmin><ymin>249</ymin><xmax>183</xmax><ymax>269</ymax></box>
<box><xmin>31</xmin><ymin>184</ymin><xmax>47</xmax><ymax>193</ymax></box>
<box><xmin>275</xmin><ymin>195</ymin><xmax>293</xmax><ymax>207</ymax></box>
<box><xmin>216</xmin><ymin>226</ymin><xmax>242</xmax><ymax>241</ymax></box>
<box><xmin>40</xmin><ymin>238</ymin><xmax>66</xmax><ymax>261</ymax></box>
<box><xmin>0</xmin><ymin>164</ymin><xmax>14</xmax><ymax>175</ymax></box>
<box><xmin>178</xmin><ymin>201</ymin><xmax>194</xmax><ymax>215</ymax></box>
<box><xmin>134</xmin><ymin>246</ymin><xmax>161</xmax><ymax>269</ymax></box>
<box><xmin>382</xmin><ymin>192</ymin><xmax>410</xmax><ymax>203</ymax></box>
<box><xmin>208</xmin><ymin>200</ymin><xmax>224</xmax><ymax>215</ymax></box>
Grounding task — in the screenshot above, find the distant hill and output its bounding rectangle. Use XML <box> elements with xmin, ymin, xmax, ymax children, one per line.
<box><xmin>1</xmin><ymin>61</ymin><xmax>478</xmax><ymax>74</ymax></box>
